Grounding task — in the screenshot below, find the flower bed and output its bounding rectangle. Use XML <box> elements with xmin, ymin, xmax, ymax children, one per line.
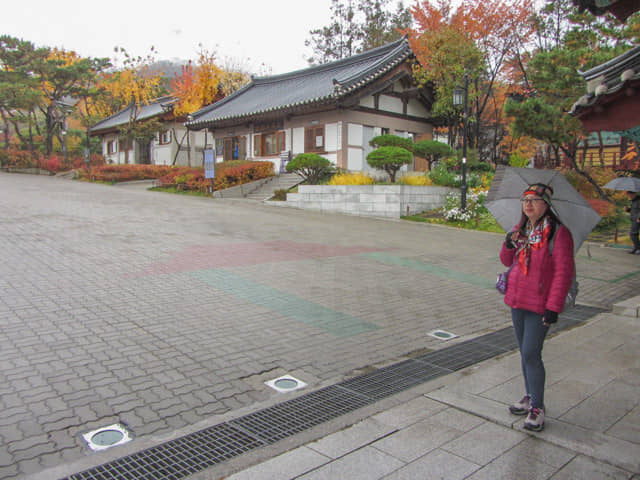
<box><xmin>77</xmin><ymin>160</ymin><xmax>275</xmax><ymax>193</ymax></box>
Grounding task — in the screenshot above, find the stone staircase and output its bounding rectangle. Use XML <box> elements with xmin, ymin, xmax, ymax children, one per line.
<box><xmin>244</xmin><ymin>173</ymin><xmax>304</xmax><ymax>201</ymax></box>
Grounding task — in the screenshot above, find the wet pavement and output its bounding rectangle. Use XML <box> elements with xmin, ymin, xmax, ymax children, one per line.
<box><xmin>0</xmin><ymin>172</ymin><xmax>638</xmax><ymax>479</ymax></box>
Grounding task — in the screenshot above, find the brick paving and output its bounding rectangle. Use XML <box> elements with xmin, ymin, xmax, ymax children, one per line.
<box><xmin>0</xmin><ymin>172</ymin><xmax>638</xmax><ymax>479</ymax></box>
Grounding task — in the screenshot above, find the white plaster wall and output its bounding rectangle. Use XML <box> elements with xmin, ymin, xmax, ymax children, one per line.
<box><xmin>154</xmin><ymin>146</ymin><xmax>172</xmax><ymax>165</ymax></box>
<box><xmin>379</xmin><ymin>95</ymin><xmax>403</xmax><ymax>114</ymax></box>
<box><xmin>348</xmin><ymin>123</ymin><xmax>363</xmax><ymax>146</ymax></box>
<box><xmin>348</xmin><ymin>147</ymin><xmax>363</xmax><ymax>170</ymax></box>
<box><xmin>359</xmin><ymin>96</ymin><xmax>375</xmax><ymax>108</ymax></box>
<box><xmin>326</xmin><ymin>122</ymin><xmax>339</xmax><ymax>152</ymax></box>
<box><xmin>292</xmin><ymin>127</ymin><xmax>304</xmax><ymax>156</ymax></box>
<box><xmin>407</xmin><ymin>98</ymin><xmax>430</xmax><ymax>117</ymax></box>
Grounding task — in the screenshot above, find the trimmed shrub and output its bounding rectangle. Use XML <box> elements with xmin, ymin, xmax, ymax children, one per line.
<box><xmin>369</xmin><ymin>134</ymin><xmax>414</xmax><ymax>152</ymax></box>
<box><xmin>367</xmin><ymin>146</ymin><xmax>413</xmax><ymax>183</ymax></box>
<box><xmin>286</xmin><ymin>153</ymin><xmax>334</xmax><ymax>184</ymax></box>
<box><xmin>412</xmin><ymin>140</ymin><xmax>453</xmax><ymax>171</ymax></box>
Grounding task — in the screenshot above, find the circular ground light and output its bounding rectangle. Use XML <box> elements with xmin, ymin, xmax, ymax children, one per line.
<box><xmin>91</xmin><ymin>429</ymin><xmax>124</xmax><ymax>447</ymax></box>
<box><xmin>274</xmin><ymin>378</ymin><xmax>299</xmax><ymax>390</ymax></box>
<box><xmin>433</xmin><ymin>331</ymin><xmax>453</xmax><ymax>339</ymax></box>
<box><xmin>82</xmin><ymin>423</ymin><xmax>132</xmax><ymax>451</ymax></box>
<box><xmin>265</xmin><ymin>375</ymin><xmax>307</xmax><ymax>393</ymax></box>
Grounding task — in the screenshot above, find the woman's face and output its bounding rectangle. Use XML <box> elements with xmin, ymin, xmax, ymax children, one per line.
<box><xmin>521</xmin><ymin>193</ymin><xmax>548</xmax><ymax>224</ymax></box>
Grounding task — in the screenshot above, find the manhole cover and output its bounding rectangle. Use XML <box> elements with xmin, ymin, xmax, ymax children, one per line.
<box><xmin>82</xmin><ymin>423</ymin><xmax>132</xmax><ymax>451</ymax></box>
<box><xmin>265</xmin><ymin>375</ymin><xmax>307</xmax><ymax>393</ymax></box>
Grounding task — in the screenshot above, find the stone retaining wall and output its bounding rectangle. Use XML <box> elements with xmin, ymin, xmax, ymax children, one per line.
<box><xmin>286</xmin><ymin>184</ymin><xmax>456</xmax><ymax>218</ymax></box>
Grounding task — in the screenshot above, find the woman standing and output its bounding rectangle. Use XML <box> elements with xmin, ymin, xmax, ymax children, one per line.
<box><xmin>500</xmin><ymin>183</ymin><xmax>574</xmax><ymax>431</ymax></box>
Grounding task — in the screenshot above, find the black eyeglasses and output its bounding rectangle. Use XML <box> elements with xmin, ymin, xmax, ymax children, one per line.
<box><xmin>521</xmin><ymin>198</ymin><xmax>545</xmax><ymax>204</ymax></box>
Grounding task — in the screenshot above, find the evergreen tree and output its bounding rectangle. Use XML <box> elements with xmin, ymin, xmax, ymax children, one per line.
<box><xmin>306</xmin><ymin>0</ymin><xmax>411</xmax><ymax>65</ymax></box>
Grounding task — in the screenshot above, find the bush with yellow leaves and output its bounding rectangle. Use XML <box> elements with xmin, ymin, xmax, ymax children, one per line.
<box><xmin>399</xmin><ymin>174</ymin><xmax>433</xmax><ymax>186</ymax></box>
<box><xmin>328</xmin><ymin>172</ymin><xmax>375</xmax><ymax>185</ymax></box>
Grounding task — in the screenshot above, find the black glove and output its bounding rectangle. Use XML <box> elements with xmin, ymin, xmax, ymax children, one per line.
<box><xmin>505</xmin><ymin>232</ymin><xmax>516</xmax><ymax>249</ymax></box>
<box><xmin>543</xmin><ymin>309</ymin><xmax>558</xmax><ymax>324</ymax></box>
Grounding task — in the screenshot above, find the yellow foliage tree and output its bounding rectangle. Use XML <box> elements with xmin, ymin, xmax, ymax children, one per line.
<box><xmin>171</xmin><ymin>48</ymin><xmax>224</xmax><ymax>117</ymax></box>
<box><xmin>91</xmin><ymin>46</ymin><xmax>164</xmax><ymax>119</ymax></box>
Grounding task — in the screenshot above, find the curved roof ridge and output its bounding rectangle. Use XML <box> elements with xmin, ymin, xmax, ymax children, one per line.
<box><xmin>251</xmin><ymin>36</ymin><xmax>408</xmax><ymax>86</ymax></box>
<box><xmin>334</xmin><ymin>37</ymin><xmax>411</xmax><ymax>90</ymax></box>
<box><xmin>185</xmin><ymin>37</ymin><xmax>415</xmax><ymax>129</ymax></box>
<box><xmin>580</xmin><ymin>45</ymin><xmax>640</xmax><ymax>81</ymax></box>
<box><xmin>189</xmin><ymin>81</ymin><xmax>255</xmax><ymax>120</ymax></box>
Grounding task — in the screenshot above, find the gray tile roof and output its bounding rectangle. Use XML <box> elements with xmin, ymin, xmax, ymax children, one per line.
<box><xmin>186</xmin><ymin>37</ymin><xmax>413</xmax><ymax>129</ymax></box>
<box><xmin>570</xmin><ymin>46</ymin><xmax>640</xmax><ymax>116</ymax></box>
<box><xmin>90</xmin><ymin>96</ymin><xmax>176</xmax><ymax>134</ymax></box>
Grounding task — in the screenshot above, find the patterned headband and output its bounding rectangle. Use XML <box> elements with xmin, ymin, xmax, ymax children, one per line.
<box><xmin>523</xmin><ymin>184</ymin><xmax>553</xmax><ymax>205</ymax></box>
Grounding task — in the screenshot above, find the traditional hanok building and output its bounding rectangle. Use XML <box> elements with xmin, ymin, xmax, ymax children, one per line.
<box><xmin>569</xmin><ymin>0</ymin><xmax>640</xmax><ymax>146</ymax></box>
<box><xmin>90</xmin><ymin>96</ymin><xmax>207</xmax><ymax>166</ymax></box>
<box><xmin>570</xmin><ymin>46</ymin><xmax>640</xmax><ymax>143</ymax></box>
<box><xmin>185</xmin><ymin>37</ymin><xmax>438</xmax><ymax>174</ymax></box>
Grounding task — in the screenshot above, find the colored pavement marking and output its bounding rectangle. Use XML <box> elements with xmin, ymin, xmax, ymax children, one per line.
<box><xmin>360</xmin><ymin>252</ymin><xmax>495</xmax><ymax>289</ymax></box>
<box><xmin>189</xmin><ymin>269</ymin><xmax>379</xmax><ymax>338</ymax></box>
<box><xmin>126</xmin><ymin>241</ymin><xmax>383</xmax><ymax>277</ymax></box>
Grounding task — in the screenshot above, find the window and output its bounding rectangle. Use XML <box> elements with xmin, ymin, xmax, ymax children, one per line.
<box><xmin>381</xmin><ymin>127</ymin><xmax>390</xmax><ymax>135</ymax></box>
<box><xmin>254</xmin><ymin>131</ymin><xmax>285</xmax><ymax>156</ymax></box>
<box><xmin>304</xmin><ymin>126</ymin><xmax>325</xmax><ymax>153</ymax></box>
<box><xmin>107</xmin><ymin>140</ymin><xmax>117</xmax><ymax>154</ymax></box>
<box><xmin>159</xmin><ymin>130</ymin><xmax>171</xmax><ymax>145</ymax></box>
<box><xmin>223</xmin><ymin>136</ymin><xmax>246</xmax><ymax>161</ymax></box>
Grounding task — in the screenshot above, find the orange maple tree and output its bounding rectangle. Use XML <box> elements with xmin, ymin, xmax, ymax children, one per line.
<box><xmin>407</xmin><ymin>0</ymin><xmax>535</xmax><ymax>159</ymax></box>
<box><xmin>171</xmin><ymin>48</ymin><xmax>225</xmax><ymax>117</ymax></box>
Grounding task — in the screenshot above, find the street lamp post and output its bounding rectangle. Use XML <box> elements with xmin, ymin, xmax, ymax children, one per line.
<box><xmin>453</xmin><ymin>73</ymin><xmax>469</xmax><ymax>212</ymax></box>
<box><xmin>61</xmin><ymin>129</ymin><xmax>67</xmax><ymax>163</ymax></box>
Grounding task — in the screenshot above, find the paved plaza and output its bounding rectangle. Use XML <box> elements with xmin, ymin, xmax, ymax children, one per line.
<box><xmin>0</xmin><ymin>172</ymin><xmax>638</xmax><ymax>479</ymax></box>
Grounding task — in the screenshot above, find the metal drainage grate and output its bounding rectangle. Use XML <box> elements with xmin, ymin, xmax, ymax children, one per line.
<box><xmin>338</xmin><ymin>359</ymin><xmax>451</xmax><ymax>401</ymax></box>
<box><xmin>65</xmin><ymin>423</ymin><xmax>262</xmax><ymax>480</ymax></box>
<box><xmin>60</xmin><ymin>304</ymin><xmax>605</xmax><ymax>480</ymax></box>
<box><xmin>230</xmin><ymin>385</ymin><xmax>370</xmax><ymax>444</ymax></box>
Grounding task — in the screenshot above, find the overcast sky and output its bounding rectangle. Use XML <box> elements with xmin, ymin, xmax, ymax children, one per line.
<box><xmin>2</xmin><ymin>0</ymin><xmax>336</xmax><ymax>75</ymax></box>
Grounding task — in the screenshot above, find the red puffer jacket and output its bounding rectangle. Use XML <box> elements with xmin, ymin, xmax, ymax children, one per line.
<box><xmin>500</xmin><ymin>224</ymin><xmax>575</xmax><ymax>314</ymax></box>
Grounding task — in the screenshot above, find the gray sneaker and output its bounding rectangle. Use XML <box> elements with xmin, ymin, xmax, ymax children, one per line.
<box><xmin>524</xmin><ymin>407</ymin><xmax>545</xmax><ymax>431</ymax></box>
<box><xmin>509</xmin><ymin>395</ymin><xmax>530</xmax><ymax>415</ymax></box>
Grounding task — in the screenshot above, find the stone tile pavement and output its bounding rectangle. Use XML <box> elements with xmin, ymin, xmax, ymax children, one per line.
<box><xmin>221</xmin><ymin>306</ymin><xmax>639</xmax><ymax>480</ymax></box>
<box><xmin>0</xmin><ymin>172</ymin><xmax>638</xmax><ymax>479</ymax></box>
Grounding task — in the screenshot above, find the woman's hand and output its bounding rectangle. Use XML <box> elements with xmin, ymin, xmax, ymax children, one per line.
<box><xmin>543</xmin><ymin>309</ymin><xmax>558</xmax><ymax>326</ymax></box>
<box><xmin>506</xmin><ymin>231</ymin><xmax>521</xmax><ymax>249</ymax></box>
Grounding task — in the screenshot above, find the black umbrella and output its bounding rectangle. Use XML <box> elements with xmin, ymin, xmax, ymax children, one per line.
<box><xmin>486</xmin><ymin>166</ymin><xmax>601</xmax><ymax>255</ymax></box>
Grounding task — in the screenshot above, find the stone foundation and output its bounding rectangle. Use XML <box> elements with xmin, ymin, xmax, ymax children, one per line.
<box><xmin>286</xmin><ymin>184</ymin><xmax>456</xmax><ymax>218</ymax></box>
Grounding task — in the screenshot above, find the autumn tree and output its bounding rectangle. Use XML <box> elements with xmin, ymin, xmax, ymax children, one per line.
<box><xmin>505</xmin><ymin>0</ymin><xmax>637</xmax><ymax>198</ymax></box>
<box><xmin>306</xmin><ymin>0</ymin><xmax>412</xmax><ymax>65</ymax></box>
<box><xmin>169</xmin><ymin>48</ymin><xmax>226</xmax><ymax>165</ymax></box>
<box><xmin>92</xmin><ymin>47</ymin><xmax>165</xmax><ymax>163</ymax></box>
<box><xmin>408</xmin><ymin>0</ymin><xmax>535</xmax><ymax>160</ymax></box>
<box><xmin>20</xmin><ymin>47</ymin><xmax>109</xmax><ymax>155</ymax></box>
